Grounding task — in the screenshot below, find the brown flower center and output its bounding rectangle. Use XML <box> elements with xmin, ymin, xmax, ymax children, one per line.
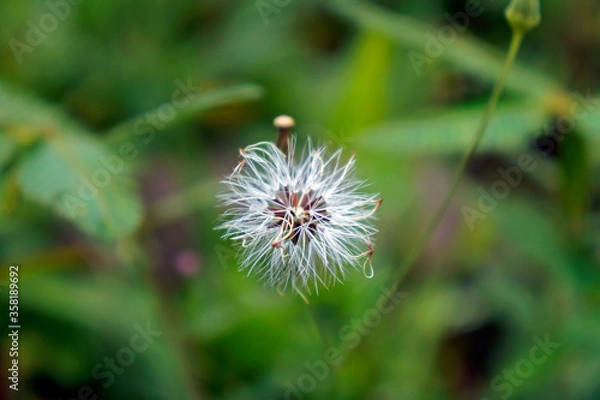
<box><xmin>268</xmin><ymin>186</ymin><xmax>330</xmax><ymax>246</ymax></box>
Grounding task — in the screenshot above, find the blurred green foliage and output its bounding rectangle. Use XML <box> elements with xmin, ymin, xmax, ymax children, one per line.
<box><xmin>1</xmin><ymin>0</ymin><xmax>600</xmax><ymax>399</ymax></box>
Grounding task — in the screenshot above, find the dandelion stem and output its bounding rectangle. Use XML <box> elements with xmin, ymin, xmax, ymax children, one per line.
<box><xmin>305</xmin><ymin>304</ymin><xmax>338</xmax><ymax>397</ymax></box>
<box><xmin>391</xmin><ymin>31</ymin><xmax>526</xmax><ymax>287</ymax></box>
<box><xmin>274</xmin><ymin>115</ymin><xmax>295</xmax><ymax>154</ymax></box>
<box><xmin>306</xmin><ymin>305</ymin><xmax>329</xmax><ymax>347</ymax></box>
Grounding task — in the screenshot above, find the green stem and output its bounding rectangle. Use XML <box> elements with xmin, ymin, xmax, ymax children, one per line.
<box><xmin>306</xmin><ymin>305</ymin><xmax>337</xmax><ymax>397</ymax></box>
<box><xmin>391</xmin><ymin>31</ymin><xmax>526</xmax><ymax>287</ymax></box>
<box><xmin>306</xmin><ymin>304</ymin><xmax>329</xmax><ymax>351</ymax></box>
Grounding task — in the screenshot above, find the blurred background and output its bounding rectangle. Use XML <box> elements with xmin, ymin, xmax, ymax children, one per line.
<box><xmin>1</xmin><ymin>0</ymin><xmax>600</xmax><ymax>399</ymax></box>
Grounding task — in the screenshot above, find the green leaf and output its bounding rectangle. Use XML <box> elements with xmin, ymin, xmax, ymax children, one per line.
<box><xmin>18</xmin><ymin>133</ymin><xmax>142</xmax><ymax>240</ymax></box>
<box><xmin>0</xmin><ymin>80</ymin><xmax>82</xmax><ymax>130</ymax></box>
<box><xmin>106</xmin><ymin>83</ymin><xmax>265</xmax><ymax>142</ymax></box>
<box><xmin>356</xmin><ymin>102</ymin><xmax>548</xmax><ymax>155</ymax></box>
<box><xmin>0</xmin><ymin>79</ymin><xmax>142</xmax><ymax>239</ymax></box>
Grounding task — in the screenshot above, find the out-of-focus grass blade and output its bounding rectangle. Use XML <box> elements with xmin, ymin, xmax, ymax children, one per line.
<box><xmin>106</xmin><ymin>83</ymin><xmax>265</xmax><ymax>142</ymax></box>
<box><xmin>579</xmin><ymin>106</ymin><xmax>600</xmax><ymax>148</ymax></box>
<box><xmin>327</xmin><ymin>0</ymin><xmax>561</xmax><ymax>100</ymax></box>
<box><xmin>558</xmin><ymin>131</ymin><xmax>591</xmax><ymax>237</ymax></box>
<box><xmin>356</xmin><ymin>102</ymin><xmax>547</xmax><ymax>155</ymax></box>
<box><xmin>23</xmin><ymin>274</ymin><xmax>155</xmax><ymax>333</ymax></box>
<box><xmin>330</xmin><ymin>31</ymin><xmax>393</xmax><ymax>135</ymax></box>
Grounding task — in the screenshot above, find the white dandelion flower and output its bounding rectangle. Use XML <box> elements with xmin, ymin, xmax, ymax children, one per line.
<box><xmin>217</xmin><ymin>116</ymin><xmax>381</xmax><ymax>299</ymax></box>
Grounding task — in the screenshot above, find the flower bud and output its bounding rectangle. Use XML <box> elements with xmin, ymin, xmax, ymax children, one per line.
<box><xmin>505</xmin><ymin>0</ymin><xmax>541</xmax><ymax>34</ymax></box>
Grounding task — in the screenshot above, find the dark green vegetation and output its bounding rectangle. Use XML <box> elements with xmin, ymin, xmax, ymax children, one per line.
<box><xmin>1</xmin><ymin>0</ymin><xmax>599</xmax><ymax>399</ymax></box>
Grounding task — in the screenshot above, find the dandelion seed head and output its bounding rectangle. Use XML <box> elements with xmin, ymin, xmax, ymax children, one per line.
<box><xmin>217</xmin><ymin>122</ymin><xmax>381</xmax><ymax>295</ymax></box>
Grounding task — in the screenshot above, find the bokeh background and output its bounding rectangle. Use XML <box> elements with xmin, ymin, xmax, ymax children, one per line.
<box><xmin>1</xmin><ymin>0</ymin><xmax>600</xmax><ymax>399</ymax></box>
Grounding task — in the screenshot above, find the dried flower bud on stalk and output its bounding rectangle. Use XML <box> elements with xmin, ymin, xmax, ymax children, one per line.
<box><xmin>217</xmin><ymin>115</ymin><xmax>382</xmax><ymax>301</ymax></box>
<box><xmin>505</xmin><ymin>0</ymin><xmax>541</xmax><ymax>34</ymax></box>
